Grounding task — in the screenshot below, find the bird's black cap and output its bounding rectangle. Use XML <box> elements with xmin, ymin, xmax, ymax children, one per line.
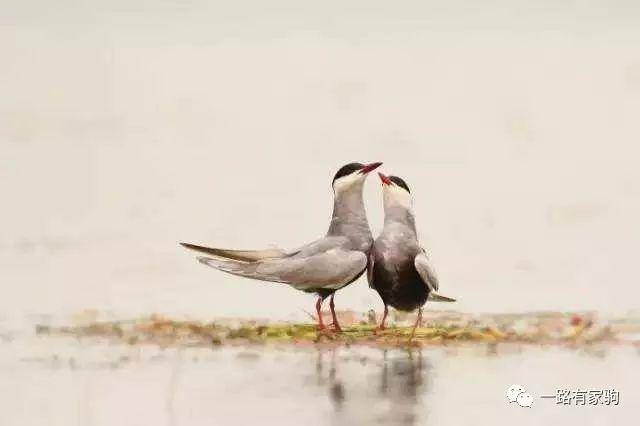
<box><xmin>389</xmin><ymin>175</ymin><xmax>410</xmax><ymax>193</ymax></box>
<box><xmin>332</xmin><ymin>162</ymin><xmax>364</xmax><ymax>185</ymax></box>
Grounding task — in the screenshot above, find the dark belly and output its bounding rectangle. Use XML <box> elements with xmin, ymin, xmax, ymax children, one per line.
<box><xmin>372</xmin><ymin>260</ymin><xmax>429</xmax><ymax>311</ymax></box>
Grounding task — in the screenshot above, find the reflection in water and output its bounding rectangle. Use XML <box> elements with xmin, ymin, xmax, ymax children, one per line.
<box><xmin>378</xmin><ymin>350</ymin><xmax>430</xmax><ymax>425</ymax></box>
<box><xmin>6</xmin><ymin>343</ymin><xmax>639</xmax><ymax>426</ymax></box>
<box><xmin>314</xmin><ymin>348</ymin><xmax>430</xmax><ymax>425</ymax></box>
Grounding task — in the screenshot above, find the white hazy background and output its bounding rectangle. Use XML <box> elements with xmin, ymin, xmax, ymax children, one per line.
<box><xmin>2</xmin><ymin>0</ymin><xmax>640</xmax><ymax>321</ymax></box>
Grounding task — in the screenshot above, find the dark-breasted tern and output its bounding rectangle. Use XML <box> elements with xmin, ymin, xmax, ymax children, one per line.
<box><xmin>368</xmin><ymin>172</ymin><xmax>456</xmax><ymax>338</ymax></box>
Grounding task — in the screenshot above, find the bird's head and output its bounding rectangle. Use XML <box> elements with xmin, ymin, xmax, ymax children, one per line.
<box><xmin>378</xmin><ymin>172</ymin><xmax>412</xmax><ymax>211</ymax></box>
<box><xmin>331</xmin><ymin>162</ymin><xmax>382</xmax><ymax>194</ymax></box>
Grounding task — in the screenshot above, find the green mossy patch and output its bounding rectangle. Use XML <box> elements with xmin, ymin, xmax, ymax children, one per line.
<box><xmin>34</xmin><ymin>311</ymin><xmax>638</xmax><ymax>348</ymax></box>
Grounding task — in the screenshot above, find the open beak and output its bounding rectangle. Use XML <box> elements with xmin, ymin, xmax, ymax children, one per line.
<box><xmin>378</xmin><ymin>172</ymin><xmax>392</xmax><ymax>185</ymax></box>
<box><xmin>359</xmin><ymin>162</ymin><xmax>383</xmax><ymax>175</ymax></box>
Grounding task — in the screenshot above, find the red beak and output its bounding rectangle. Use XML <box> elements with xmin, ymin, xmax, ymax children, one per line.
<box><xmin>359</xmin><ymin>162</ymin><xmax>383</xmax><ymax>175</ymax></box>
<box><xmin>378</xmin><ymin>172</ymin><xmax>392</xmax><ymax>185</ymax></box>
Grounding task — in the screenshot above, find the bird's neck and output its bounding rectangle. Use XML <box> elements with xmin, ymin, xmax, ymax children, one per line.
<box><xmin>383</xmin><ymin>205</ymin><xmax>417</xmax><ymax>234</ymax></box>
<box><xmin>327</xmin><ymin>186</ymin><xmax>371</xmax><ymax>237</ymax></box>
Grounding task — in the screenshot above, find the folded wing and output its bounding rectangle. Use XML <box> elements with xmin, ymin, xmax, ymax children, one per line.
<box><xmin>414</xmin><ymin>249</ymin><xmax>439</xmax><ymax>293</ymax></box>
<box><xmin>197</xmin><ymin>248</ymin><xmax>367</xmax><ymax>291</ymax></box>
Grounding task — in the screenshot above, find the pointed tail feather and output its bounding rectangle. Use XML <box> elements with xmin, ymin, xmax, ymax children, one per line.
<box><xmin>180</xmin><ymin>242</ymin><xmax>288</xmax><ymax>262</ymax></box>
<box><xmin>428</xmin><ymin>292</ymin><xmax>457</xmax><ymax>302</ymax></box>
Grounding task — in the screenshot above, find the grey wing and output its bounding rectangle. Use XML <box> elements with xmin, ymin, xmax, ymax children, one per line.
<box><xmin>198</xmin><ymin>248</ymin><xmax>367</xmax><ymax>291</ymax></box>
<box><xmin>182</xmin><ymin>236</ymin><xmax>345</xmax><ymax>262</ymax></box>
<box><xmin>288</xmin><ymin>236</ymin><xmax>348</xmax><ymax>258</ymax></box>
<box><xmin>414</xmin><ymin>249</ymin><xmax>439</xmax><ymax>293</ymax></box>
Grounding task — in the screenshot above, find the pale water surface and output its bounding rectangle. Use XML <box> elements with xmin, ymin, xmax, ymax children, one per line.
<box><xmin>2</xmin><ymin>331</ymin><xmax>638</xmax><ymax>426</ymax></box>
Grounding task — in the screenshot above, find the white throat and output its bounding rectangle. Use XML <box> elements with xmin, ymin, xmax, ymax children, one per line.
<box><xmin>383</xmin><ymin>185</ymin><xmax>412</xmax><ymax>213</ymax></box>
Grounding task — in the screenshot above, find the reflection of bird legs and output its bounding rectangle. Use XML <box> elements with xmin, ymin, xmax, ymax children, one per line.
<box><xmin>315</xmin><ymin>349</ymin><xmax>324</xmax><ymax>384</ymax></box>
<box><xmin>376</xmin><ymin>305</ymin><xmax>389</xmax><ymax>333</ymax></box>
<box><xmin>329</xmin><ymin>293</ymin><xmax>342</xmax><ymax>332</ymax></box>
<box><xmin>408</xmin><ymin>307</ymin><xmax>423</xmax><ymax>342</ymax></box>
<box><xmin>328</xmin><ymin>348</ymin><xmax>345</xmax><ymax>408</ymax></box>
<box><xmin>379</xmin><ymin>349</ymin><xmax>389</xmax><ymax>395</ymax></box>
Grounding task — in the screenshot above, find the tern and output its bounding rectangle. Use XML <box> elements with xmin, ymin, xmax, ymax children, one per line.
<box><xmin>368</xmin><ymin>172</ymin><xmax>456</xmax><ymax>338</ymax></box>
<box><xmin>181</xmin><ymin>162</ymin><xmax>382</xmax><ymax>331</ymax></box>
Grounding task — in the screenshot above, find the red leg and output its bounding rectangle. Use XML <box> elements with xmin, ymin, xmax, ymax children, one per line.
<box><xmin>408</xmin><ymin>307</ymin><xmax>423</xmax><ymax>342</ymax></box>
<box><xmin>329</xmin><ymin>293</ymin><xmax>342</xmax><ymax>332</ymax></box>
<box><xmin>377</xmin><ymin>305</ymin><xmax>389</xmax><ymax>331</ymax></box>
<box><xmin>315</xmin><ymin>297</ymin><xmax>326</xmax><ymax>331</ymax></box>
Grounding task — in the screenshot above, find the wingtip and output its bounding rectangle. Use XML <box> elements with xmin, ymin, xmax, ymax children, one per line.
<box><xmin>180</xmin><ymin>242</ymin><xmax>201</xmax><ymax>252</ymax></box>
<box><xmin>428</xmin><ymin>292</ymin><xmax>457</xmax><ymax>303</ymax></box>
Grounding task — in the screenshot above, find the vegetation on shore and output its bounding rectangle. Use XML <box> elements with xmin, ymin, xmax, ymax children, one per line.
<box><xmin>35</xmin><ymin>310</ymin><xmax>640</xmax><ymax>348</ymax></box>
